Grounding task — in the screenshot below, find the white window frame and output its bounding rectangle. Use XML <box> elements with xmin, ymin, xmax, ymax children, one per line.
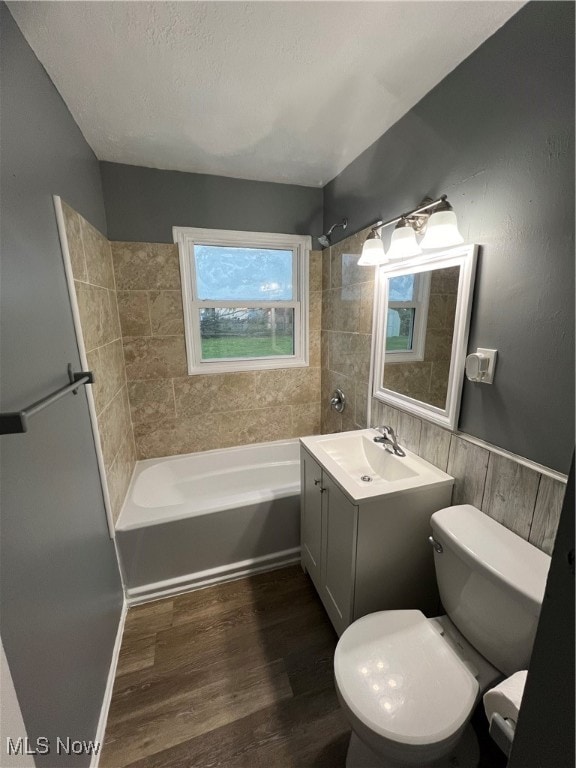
<box><xmin>385</xmin><ymin>272</ymin><xmax>430</xmax><ymax>363</ymax></box>
<box><xmin>174</xmin><ymin>226</ymin><xmax>310</xmax><ymax>375</ymax></box>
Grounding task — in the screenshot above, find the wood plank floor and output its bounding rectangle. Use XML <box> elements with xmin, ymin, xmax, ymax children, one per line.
<box><xmin>100</xmin><ymin>566</ymin><xmax>350</xmax><ymax>767</ymax></box>
<box><xmin>101</xmin><ymin>565</ymin><xmax>507</xmax><ymax>768</ymax></box>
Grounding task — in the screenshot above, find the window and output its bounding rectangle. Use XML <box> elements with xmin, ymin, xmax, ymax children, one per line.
<box><xmin>174</xmin><ymin>227</ymin><xmax>310</xmax><ymax>374</ymax></box>
<box><xmin>385</xmin><ymin>272</ymin><xmax>430</xmax><ymax>362</ymax></box>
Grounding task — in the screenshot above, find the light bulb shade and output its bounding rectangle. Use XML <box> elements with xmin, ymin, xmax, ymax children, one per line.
<box><xmin>420</xmin><ymin>209</ymin><xmax>464</xmax><ymax>249</ymax></box>
<box><xmin>387</xmin><ymin>222</ymin><xmax>421</xmax><ymax>259</ymax></box>
<box><xmin>358</xmin><ymin>232</ymin><xmax>387</xmax><ymax>265</ymax></box>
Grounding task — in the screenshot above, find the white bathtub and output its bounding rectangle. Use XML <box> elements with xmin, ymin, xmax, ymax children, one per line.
<box><xmin>116</xmin><ymin>439</ymin><xmax>301</xmax><ymax>602</ymax></box>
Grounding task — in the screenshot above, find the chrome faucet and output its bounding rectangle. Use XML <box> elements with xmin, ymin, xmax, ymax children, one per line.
<box><xmin>373</xmin><ymin>425</ymin><xmax>406</xmax><ymax>457</ymax></box>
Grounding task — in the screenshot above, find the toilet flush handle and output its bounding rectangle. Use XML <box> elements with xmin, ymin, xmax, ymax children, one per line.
<box><xmin>428</xmin><ymin>535</ymin><xmax>443</xmax><ymax>554</ymax></box>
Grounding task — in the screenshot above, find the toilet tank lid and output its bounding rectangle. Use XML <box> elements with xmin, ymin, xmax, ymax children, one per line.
<box><xmin>431</xmin><ymin>505</ymin><xmax>551</xmax><ymax>606</ymax></box>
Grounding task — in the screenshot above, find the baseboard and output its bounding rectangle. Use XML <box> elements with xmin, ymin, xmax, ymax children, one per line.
<box><xmin>126</xmin><ymin>547</ymin><xmax>301</xmax><ymax>606</ymax></box>
<box><xmin>91</xmin><ymin>598</ymin><xmax>128</xmax><ymax>768</ymax></box>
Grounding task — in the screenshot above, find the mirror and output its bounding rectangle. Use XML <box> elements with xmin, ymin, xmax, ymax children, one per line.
<box><xmin>372</xmin><ymin>244</ymin><xmax>477</xmax><ymax>430</ymax></box>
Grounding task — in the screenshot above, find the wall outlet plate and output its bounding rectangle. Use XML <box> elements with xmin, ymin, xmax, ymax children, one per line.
<box><xmin>477</xmin><ymin>348</ymin><xmax>497</xmax><ymax>384</ymax></box>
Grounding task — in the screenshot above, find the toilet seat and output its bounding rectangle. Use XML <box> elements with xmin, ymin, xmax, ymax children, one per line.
<box><xmin>334</xmin><ymin>610</ymin><xmax>479</xmax><ymax>750</ymax></box>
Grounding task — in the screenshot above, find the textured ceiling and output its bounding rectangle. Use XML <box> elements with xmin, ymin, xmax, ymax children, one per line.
<box><xmin>9</xmin><ymin>1</ymin><xmax>524</xmax><ymax>187</ymax></box>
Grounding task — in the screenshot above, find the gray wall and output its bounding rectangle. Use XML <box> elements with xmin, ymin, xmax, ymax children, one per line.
<box><xmin>323</xmin><ymin>1</ymin><xmax>574</xmax><ymax>474</ymax></box>
<box><xmin>0</xmin><ymin>5</ymin><xmax>123</xmax><ymax>765</ymax></box>
<box><xmin>100</xmin><ymin>161</ymin><xmax>323</xmax><ymax>243</ymax></box>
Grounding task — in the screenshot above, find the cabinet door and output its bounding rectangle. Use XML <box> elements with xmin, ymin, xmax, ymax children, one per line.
<box><xmin>321</xmin><ymin>474</ymin><xmax>358</xmax><ymax>636</ymax></box>
<box><xmin>300</xmin><ymin>448</ymin><xmax>323</xmax><ymax>590</ymax></box>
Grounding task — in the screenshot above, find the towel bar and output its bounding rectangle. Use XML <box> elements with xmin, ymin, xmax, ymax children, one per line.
<box><xmin>0</xmin><ymin>364</ymin><xmax>94</xmax><ymax>435</ymax></box>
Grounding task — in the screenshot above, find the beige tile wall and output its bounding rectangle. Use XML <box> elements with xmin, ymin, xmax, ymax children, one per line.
<box><xmin>321</xmin><ymin>228</ymin><xmax>566</xmax><ymax>555</ymax></box>
<box><xmin>61</xmin><ymin>202</ymin><xmax>136</xmax><ymax>523</ymax></box>
<box><xmin>321</xmin><ymin>226</ymin><xmax>375</xmax><ymax>434</ymax></box>
<box><xmin>112</xmin><ymin>243</ymin><xmax>323</xmax><ymax>459</ymax></box>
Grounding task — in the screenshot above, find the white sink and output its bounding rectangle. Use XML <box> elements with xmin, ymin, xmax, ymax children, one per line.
<box><xmin>300</xmin><ymin>429</ymin><xmax>453</xmax><ymax>502</ymax></box>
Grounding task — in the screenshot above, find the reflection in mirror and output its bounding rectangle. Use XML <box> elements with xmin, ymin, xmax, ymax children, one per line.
<box><xmin>372</xmin><ymin>245</ymin><xmax>477</xmax><ymax>430</ymax></box>
<box><xmin>383</xmin><ymin>266</ymin><xmax>459</xmax><ymax>409</ymax></box>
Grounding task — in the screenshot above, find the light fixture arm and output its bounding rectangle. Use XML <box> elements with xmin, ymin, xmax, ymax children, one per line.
<box><xmin>368</xmin><ymin>195</ymin><xmax>448</xmax><ymax>233</ymax></box>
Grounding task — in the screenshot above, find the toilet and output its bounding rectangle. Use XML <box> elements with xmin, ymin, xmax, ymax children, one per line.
<box><xmin>334</xmin><ymin>504</ymin><xmax>551</xmax><ymax>767</ymax></box>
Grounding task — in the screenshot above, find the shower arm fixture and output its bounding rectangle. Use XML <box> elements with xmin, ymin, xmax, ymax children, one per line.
<box><xmin>367</xmin><ymin>195</ymin><xmax>447</xmax><ymax>235</ymax></box>
<box><xmin>317</xmin><ymin>218</ymin><xmax>348</xmax><ymax>247</ymax></box>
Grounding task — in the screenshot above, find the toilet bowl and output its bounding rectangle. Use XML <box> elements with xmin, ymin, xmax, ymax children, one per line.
<box><xmin>335</xmin><ymin>611</ymin><xmax>497</xmax><ymax>767</ymax></box>
<box><xmin>334</xmin><ymin>505</ymin><xmax>551</xmax><ymax>768</ymax></box>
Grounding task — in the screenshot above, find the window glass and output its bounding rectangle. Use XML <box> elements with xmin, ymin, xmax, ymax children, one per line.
<box><xmin>199</xmin><ymin>307</ymin><xmax>294</xmax><ymax>359</ymax></box>
<box><xmin>195</xmin><ymin>246</ymin><xmax>293</xmax><ymax>301</ymax></box>
<box><xmin>175</xmin><ymin>227</ymin><xmax>309</xmax><ymax>374</ymax></box>
<box><xmin>388</xmin><ymin>274</ymin><xmax>415</xmax><ymax>302</ymax></box>
<box><xmin>386</xmin><ymin>308</ymin><xmax>415</xmax><ymax>352</ymax></box>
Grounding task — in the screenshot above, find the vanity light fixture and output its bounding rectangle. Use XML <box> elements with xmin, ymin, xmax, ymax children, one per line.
<box><xmin>357</xmin><ymin>195</ymin><xmax>463</xmax><ymax>265</ymax></box>
<box><xmin>387</xmin><ymin>218</ymin><xmax>422</xmax><ymax>259</ymax></box>
<box><xmin>420</xmin><ymin>199</ymin><xmax>464</xmax><ymax>249</ymax></box>
<box><xmin>358</xmin><ymin>226</ymin><xmax>387</xmax><ymax>265</ymax></box>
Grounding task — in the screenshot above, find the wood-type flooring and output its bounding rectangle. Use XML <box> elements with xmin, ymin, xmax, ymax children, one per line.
<box><xmin>100</xmin><ymin>566</ymin><xmax>349</xmax><ymax>767</ymax></box>
<box><xmin>100</xmin><ymin>565</ymin><xmax>507</xmax><ymax>768</ymax></box>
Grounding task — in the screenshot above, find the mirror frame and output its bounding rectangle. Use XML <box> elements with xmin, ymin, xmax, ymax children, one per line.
<box><xmin>371</xmin><ymin>243</ymin><xmax>478</xmax><ymax>430</ymax></box>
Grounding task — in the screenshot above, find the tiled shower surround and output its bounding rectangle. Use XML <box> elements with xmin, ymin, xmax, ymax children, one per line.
<box><xmin>61</xmin><ymin>202</ymin><xmax>136</xmax><ymax>523</ymax></box>
<box><xmin>62</xmin><ymin>206</ymin><xmax>565</xmax><ymax>548</ymax></box>
<box><xmin>112</xmin><ymin>242</ymin><xmax>322</xmax><ymax>460</ymax></box>
<box><xmin>321</xmin><ymin>226</ymin><xmax>375</xmax><ymax>434</ymax></box>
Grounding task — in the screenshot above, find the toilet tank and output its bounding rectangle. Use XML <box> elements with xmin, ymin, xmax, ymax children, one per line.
<box><xmin>431</xmin><ymin>504</ymin><xmax>551</xmax><ymax>677</ymax></box>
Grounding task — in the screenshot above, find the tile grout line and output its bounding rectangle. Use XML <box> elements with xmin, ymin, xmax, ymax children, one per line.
<box><xmin>146</xmin><ymin>289</ymin><xmax>153</xmax><ymax>337</ymax></box>
<box><xmin>478</xmin><ymin>449</ymin><xmax>492</xmax><ymax>514</ymax></box>
<box><xmin>526</xmin><ymin>473</ymin><xmax>543</xmax><ymax>544</ymax></box>
<box><xmin>171</xmin><ymin>378</ymin><xmax>177</xmax><ymax>418</ymax></box>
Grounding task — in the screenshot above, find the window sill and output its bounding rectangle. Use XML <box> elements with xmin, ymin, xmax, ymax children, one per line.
<box><xmin>187</xmin><ymin>357</ymin><xmax>309</xmax><ymax>375</ymax></box>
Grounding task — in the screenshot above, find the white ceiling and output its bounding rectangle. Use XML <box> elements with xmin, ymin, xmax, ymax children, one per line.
<box><xmin>9</xmin><ymin>1</ymin><xmax>524</xmax><ymax>187</ymax></box>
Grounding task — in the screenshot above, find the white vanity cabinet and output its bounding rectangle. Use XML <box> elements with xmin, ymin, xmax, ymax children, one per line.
<box><xmin>301</xmin><ymin>446</ymin><xmax>357</xmax><ymax>633</ymax></box>
<box><xmin>300</xmin><ymin>446</ymin><xmax>326</xmax><ymax>589</ymax></box>
<box><xmin>300</xmin><ymin>442</ymin><xmax>454</xmax><ymax>636</ymax></box>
